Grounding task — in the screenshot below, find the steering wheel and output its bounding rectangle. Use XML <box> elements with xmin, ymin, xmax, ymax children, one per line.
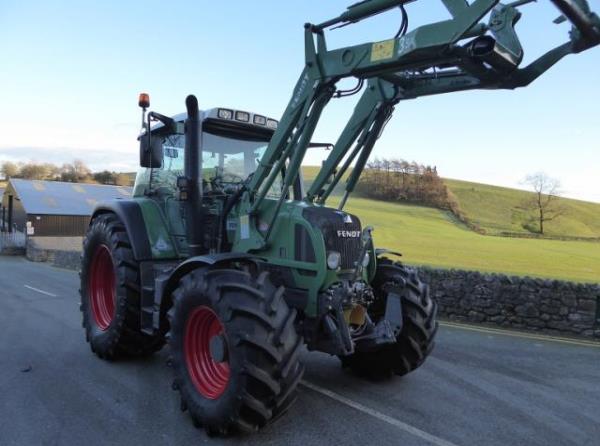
<box><xmin>220</xmin><ymin>172</ymin><xmax>245</xmax><ymax>183</ymax></box>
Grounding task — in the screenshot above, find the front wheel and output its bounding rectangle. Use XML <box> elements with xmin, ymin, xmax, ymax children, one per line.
<box><xmin>168</xmin><ymin>268</ymin><xmax>304</xmax><ymax>435</ymax></box>
<box><xmin>341</xmin><ymin>259</ymin><xmax>438</xmax><ymax>378</ymax></box>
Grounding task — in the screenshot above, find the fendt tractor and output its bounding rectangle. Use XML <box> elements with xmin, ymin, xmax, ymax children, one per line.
<box><xmin>80</xmin><ymin>0</ymin><xmax>599</xmax><ymax>435</ymax></box>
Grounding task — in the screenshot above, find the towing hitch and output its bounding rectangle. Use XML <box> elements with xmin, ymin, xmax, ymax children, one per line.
<box><xmin>351</xmin><ymin>290</ymin><xmax>404</xmax><ymax>353</ymax></box>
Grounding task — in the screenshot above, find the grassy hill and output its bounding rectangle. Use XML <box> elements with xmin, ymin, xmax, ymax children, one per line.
<box><xmin>300</xmin><ymin>166</ymin><xmax>600</xmax><ymax>282</ymax></box>
<box><xmin>336</xmin><ymin>196</ymin><xmax>599</xmax><ymax>283</ymax></box>
<box><xmin>444</xmin><ymin>178</ymin><xmax>600</xmax><ymax>239</ymax></box>
<box><xmin>301</xmin><ymin>166</ymin><xmax>600</xmax><ymax>239</ymax></box>
<box><xmin>301</xmin><ymin>165</ymin><xmax>349</xmax><ymax>195</ymax></box>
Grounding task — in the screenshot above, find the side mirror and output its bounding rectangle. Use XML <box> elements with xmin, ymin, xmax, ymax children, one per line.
<box><xmin>139</xmin><ymin>135</ymin><xmax>163</xmax><ymax>168</ymax></box>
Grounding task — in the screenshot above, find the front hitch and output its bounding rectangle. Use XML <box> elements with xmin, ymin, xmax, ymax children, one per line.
<box><xmin>352</xmin><ymin>318</ymin><xmax>397</xmax><ymax>352</ymax></box>
<box><xmin>351</xmin><ymin>286</ymin><xmax>404</xmax><ymax>353</ymax></box>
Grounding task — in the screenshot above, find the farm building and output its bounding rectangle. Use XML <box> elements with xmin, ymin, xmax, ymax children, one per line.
<box><xmin>0</xmin><ymin>186</ymin><xmax>4</xmax><ymax>218</ymax></box>
<box><xmin>0</xmin><ymin>186</ymin><xmax>5</xmax><ymax>232</ymax></box>
<box><xmin>1</xmin><ymin>179</ymin><xmax>131</xmax><ymax>236</ymax></box>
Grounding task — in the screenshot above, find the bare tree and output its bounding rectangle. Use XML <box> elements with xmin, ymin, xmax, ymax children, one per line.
<box><xmin>522</xmin><ymin>172</ymin><xmax>565</xmax><ymax>235</ymax></box>
<box><xmin>0</xmin><ymin>158</ymin><xmax>129</xmax><ymax>186</ymax></box>
<box><xmin>93</xmin><ymin>170</ymin><xmax>116</xmax><ymax>184</ymax></box>
<box><xmin>399</xmin><ymin>159</ymin><xmax>409</xmax><ymax>187</ymax></box>
<box><xmin>72</xmin><ymin>159</ymin><xmax>91</xmax><ymax>179</ymax></box>
<box><xmin>114</xmin><ymin>173</ymin><xmax>131</xmax><ymax>186</ymax></box>
<box><xmin>20</xmin><ymin>162</ymin><xmax>50</xmax><ymax>180</ymax></box>
<box><xmin>358</xmin><ymin>157</ymin><xmax>451</xmax><ymax>208</ymax></box>
<box><xmin>61</xmin><ymin>159</ymin><xmax>92</xmax><ymax>182</ymax></box>
<box><xmin>1</xmin><ymin>161</ymin><xmax>19</xmax><ymax>179</ymax></box>
<box><xmin>43</xmin><ymin>163</ymin><xmax>61</xmax><ymax>180</ymax></box>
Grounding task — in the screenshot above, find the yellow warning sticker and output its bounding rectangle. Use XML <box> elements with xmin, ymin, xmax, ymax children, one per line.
<box><xmin>240</xmin><ymin>214</ymin><xmax>250</xmax><ymax>239</ymax></box>
<box><xmin>371</xmin><ymin>39</ymin><xmax>395</xmax><ymax>62</ymax></box>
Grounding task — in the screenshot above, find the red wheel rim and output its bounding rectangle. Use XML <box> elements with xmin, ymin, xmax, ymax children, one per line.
<box><xmin>184</xmin><ymin>306</ymin><xmax>230</xmax><ymax>399</ymax></box>
<box><xmin>89</xmin><ymin>244</ymin><xmax>116</xmax><ymax>331</ymax></box>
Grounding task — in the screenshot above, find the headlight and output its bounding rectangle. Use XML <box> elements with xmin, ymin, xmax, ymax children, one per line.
<box><xmin>362</xmin><ymin>252</ymin><xmax>370</xmax><ymax>268</ymax></box>
<box><xmin>235</xmin><ymin>111</ymin><xmax>250</xmax><ymax>122</ymax></box>
<box><xmin>253</xmin><ymin>115</ymin><xmax>267</xmax><ymax>126</ymax></box>
<box><xmin>218</xmin><ymin>108</ymin><xmax>233</xmax><ymax>120</ymax></box>
<box><xmin>327</xmin><ymin>251</ymin><xmax>341</xmax><ymax>270</ymax></box>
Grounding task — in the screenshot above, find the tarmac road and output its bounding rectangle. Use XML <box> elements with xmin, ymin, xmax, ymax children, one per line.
<box><xmin>0</xmin><ymin>256</ymin><xmax>598</xmax><ymax>446</ymax></box>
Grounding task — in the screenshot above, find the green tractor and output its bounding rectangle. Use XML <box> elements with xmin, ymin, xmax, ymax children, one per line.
<box><xmin>80</xmin><ymin>0</ymin><xmax>600</xmax><ymax>435</ymax></box>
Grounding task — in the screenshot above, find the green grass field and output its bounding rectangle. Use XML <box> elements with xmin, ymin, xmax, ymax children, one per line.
<box><xmin>300</xmin><ymin>166</ymin><xmax>599</xmax><ymax>283</ymax></box>
<box><xmin>337</xmin><ymin>196</ymin><xmax>600</xmax><ymax>283</ymax></box>
<box><xmin>445</xmin><ymin>178</ymin><xmax>600</xmax><ymax>239</ymax></box>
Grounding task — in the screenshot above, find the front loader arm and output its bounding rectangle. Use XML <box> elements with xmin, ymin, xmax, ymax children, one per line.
<box><xmin>306</xmin><ymin>78</ymin><xmax>398</xmax><ymax>206</ymax></box>
<box><xmin>247</xmin><ymin>0</ymin><xmax>499</xmax><ymax>201</ymax></box>
<box><xmin>240</xmin><ymin>0</ymin><xmax>600</xmax><ymax>245</ymax></box>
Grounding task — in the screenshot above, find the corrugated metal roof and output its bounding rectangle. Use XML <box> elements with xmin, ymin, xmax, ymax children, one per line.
<box><xmin>7</xmin><ymin>179</ymin><xmax>132</xmax><ymax>216</ymax></box>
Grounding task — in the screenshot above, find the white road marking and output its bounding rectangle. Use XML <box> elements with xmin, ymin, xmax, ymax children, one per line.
<box><xmin>24</xmin><ymin>285</ymin><xmax>57</xmax><ymax>297</ymax></box>
<box><xmin>301</xmin><ymin>380</ymin><xmax>460</xmax><ymax>446</ymax></box>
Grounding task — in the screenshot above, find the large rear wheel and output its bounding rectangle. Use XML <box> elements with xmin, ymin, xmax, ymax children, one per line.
<box><xmin>341</xmin><ymin>258</ymin><xmax>438</xmax><ymax>378</ymax></box>
<box><xmin>168</xmin><ymin>268</ymin><xmax>304</xmax><ymax>435</ymax></box>
<box><xmin>80</xmin><ymin>213</ymin><xmax>165</xmax><ymax>359</ymax></box>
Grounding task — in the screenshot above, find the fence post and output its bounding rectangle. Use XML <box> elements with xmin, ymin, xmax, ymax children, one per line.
<box><xmin>7</xmin><ymin>195</ymin><xmax>13</xmax><ymax>233</ymax></box>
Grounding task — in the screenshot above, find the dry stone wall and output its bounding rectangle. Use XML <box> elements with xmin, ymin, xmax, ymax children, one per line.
<box><xmin>417</xmin><ymin>267</ymin><xmax>600</xmax><ymax>339</ymax></box>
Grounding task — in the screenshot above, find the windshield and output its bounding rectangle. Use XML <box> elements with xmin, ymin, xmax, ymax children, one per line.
<box><xmin>196</xmin><ymin>132</ymin><xmax>266</xmax><ymax>183</ymax></box>
<box><xmin>137</xmin><ymin>130</ymin><xmax>284</xmax><ymax>198</ymax></box>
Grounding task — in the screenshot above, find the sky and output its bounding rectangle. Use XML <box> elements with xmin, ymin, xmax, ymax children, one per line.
<box><xmin>0</xmin><ymin>0</ymin><xmax>599</xmax><ymax>202</ymax></box>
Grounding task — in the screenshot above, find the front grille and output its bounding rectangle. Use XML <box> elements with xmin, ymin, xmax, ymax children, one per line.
<box><xmin>302</xmin><ymin>207</ymin><xmax>362</xmax><ymax>270</ymax></box>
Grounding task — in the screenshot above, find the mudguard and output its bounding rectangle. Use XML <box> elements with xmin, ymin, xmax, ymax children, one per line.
<box><xmin>375</xmin><ymin>248</ymin><xmax>402</xmax><ymax>258</ymax></box>
<box><xmin>159</xmin><ymin>252</ymin><xmax>260</xmax><ymax>298</ymax></box>
<box><xmin>151</xmin><ymin>252</ymin><xmax>262</xmax><ymax>331</ymax></box>
<box><xmin>167</xmin><ymin>252</ymin><xmax>259</xmax><ymax>284</ymax></box>
<box><xmin>90</xmin><ymin>200</ymin><xmax>153</xmax><ymax>260</ymax></box>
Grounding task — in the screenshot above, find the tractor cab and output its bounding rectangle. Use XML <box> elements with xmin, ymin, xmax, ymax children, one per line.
<box><xmin>133</xmin><ymin>107</ymin><xmax>287</xmax><ymax>199</ymax></box>
<box><xmin>132</xmin><ymin>98</ymin><xmax>308</xmax><ymax>256</ymax></box>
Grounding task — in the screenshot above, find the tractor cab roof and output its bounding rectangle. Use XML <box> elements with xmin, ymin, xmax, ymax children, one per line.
<box><xmin>141</xmin><ymin>107</ymin><xmax>332</xmax><ymax>148</ymax></box>
<box><xmin>143</xmin><ymin>107</ymin><xmax>279</xmax><ymax>142</ymax></box>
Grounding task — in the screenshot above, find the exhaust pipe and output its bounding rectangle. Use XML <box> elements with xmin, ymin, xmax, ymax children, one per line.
<box><xmin>184</xmin><ymin>95</ymin><xmax>205</xmax><ymax>256</ymax></box>
<box><xmin>466</xmin><ymin>35</ymin><xmax>520</xmax><ymax>73</ymax></box>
